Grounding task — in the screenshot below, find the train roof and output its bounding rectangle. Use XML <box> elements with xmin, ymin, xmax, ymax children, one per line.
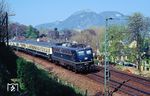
<box><xmin>9</xmin><ymin>40</ymin><xmax>92</xmax><ymax>50</ymax></box>
<box><xmin>53</xmin><ymin>42</ymin><xmax>92</xmax><ymax>51</ymax></box>
<box><xmin>9</xmin><ymin>39</ymin><xmax>54</xmax><ymax>48</ymax></box>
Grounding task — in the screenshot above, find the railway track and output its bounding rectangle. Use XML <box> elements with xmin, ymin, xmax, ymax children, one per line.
<box><xmin>16</xmin><ymin>51</ymin><xmax>150</xmax><ymax>96</ymax></box>
<box><xmin>87</xmin><ymin>66</ymin><xmax>150</xmax><ymax>96</ymax></box>
<box><xmin>110</xmin><ymin>68</ymin><xmax>150</xmax><ymax>87</ymax></box>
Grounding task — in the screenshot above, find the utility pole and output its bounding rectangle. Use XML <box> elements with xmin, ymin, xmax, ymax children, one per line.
<box><xmin>104</xmin><ymin>16</ymin><xmax>129</xmax><ymax>95</ymax></box>
<box><xmin>104</xmin><ymin>18</ymin><xmax>113</xmax><ymax>96</ymax></box>
<box><xmin>6</xmin><ymin>12</ymin><xmax>8</xmax><ymax>46</ymax></box>
<box><xmin>15</xmin><ymin>27</ymin><xmax>18</xmax><ymax>51</ymax></box>
<box><xmin>15</xmin><ymin>27</ymin><xmax>18</xmax><ymax>39</ymax></box>
<box><xmin>0</xmin><ymin>12</ymin><xmax>15</xmax><ymax>45</ymax></box>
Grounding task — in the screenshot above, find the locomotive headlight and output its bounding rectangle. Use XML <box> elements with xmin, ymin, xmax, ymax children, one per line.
<box><xmin>84</xmin><ymin>57</ymin><xmax>88</xmax><ymax>60</ymax></box>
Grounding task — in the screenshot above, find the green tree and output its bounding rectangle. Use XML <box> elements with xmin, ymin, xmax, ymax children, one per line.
<box><xmin>128</xmin><ymin>13</ymin><xmax>150</xmax><ymax>72</ymax></box>
<box><xmin>107</xmin><ymin>25</ymin><xmax>128</xmax><ymax>62</ymax></box>
<box><xmin>26</xmin><ymin>25</ymin><xmax>39</xmax><ymax>39</ymax></box>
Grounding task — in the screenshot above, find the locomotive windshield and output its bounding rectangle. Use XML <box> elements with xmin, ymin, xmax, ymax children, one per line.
<box><xmin>78</xmin><ymin>51</ymin><xmax>85</xmax><ymax>56</ymax></box>
<box><xmin>86</xmin><ymin>50</ymin><xmax>92</xmax><ymax>55</ymax></box>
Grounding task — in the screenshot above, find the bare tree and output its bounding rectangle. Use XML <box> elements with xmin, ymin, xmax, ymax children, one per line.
<box><xmin>71</xmin><ymin>28</ymin><xmax>105</xmax><ymax>54</ymax></box>
<box><xmin>0</xmin><ymin>0</ymin><xmax>9</xmax><ymax>44</ymax></box>
<box><xmin>0</xmin><ymin>0</ymin><xmax>8</xmax><ymax>17</ymax></box>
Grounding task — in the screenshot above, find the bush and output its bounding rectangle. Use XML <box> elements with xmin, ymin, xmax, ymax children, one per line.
<box><xmin>17</xmin><ymin>58</ymin><xmax>83</xmax><ymax>96</ymax></box>
<box><xmin>0</xmin><ymin>43</ymin><xmax>18</xmax><ymax>96</ymax></box>
<box><xmin>0</xmin><ymin>61</ymin><xmax>11</xmax><ymax>96</ymax></box>
<box><xmin>94</xmin><ymin>59</ymin><xmax>99</xmax><ymax>65</ymax></box>
<box><xmin>0</xmin><ymin>43</ymin><xmax>18</xmax><ymax>78</ymax></box>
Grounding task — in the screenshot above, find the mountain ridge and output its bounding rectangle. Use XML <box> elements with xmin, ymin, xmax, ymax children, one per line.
<box><xmin>35</xmin><ymin>10</ymin><xmax>126</xmax><ymax>30</ymax></box>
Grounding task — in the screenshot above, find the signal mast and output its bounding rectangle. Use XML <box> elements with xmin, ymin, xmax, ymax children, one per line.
<box><xmin>104</xmin><ymin>17</ymin><xmax>113</xmax><ymax>96</ymax></box>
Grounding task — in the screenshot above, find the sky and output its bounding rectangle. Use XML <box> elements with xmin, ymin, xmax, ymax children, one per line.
<box><xmin>7</xmin><ymin>0</ymin><xmax>150</xmax><ymax>26</ymax></box>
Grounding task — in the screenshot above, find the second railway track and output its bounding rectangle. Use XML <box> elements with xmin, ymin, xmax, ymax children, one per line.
<box><xmin>87</xmin><ymin>66</ymin><xmax>150</xmax><ymax>96</ymax></box>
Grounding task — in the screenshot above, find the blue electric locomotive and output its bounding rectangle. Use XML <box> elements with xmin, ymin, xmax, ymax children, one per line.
<box><xmin>51</xmin><ymin>43</ymin><xmax>94</xmax><ymax>72</ymax></box>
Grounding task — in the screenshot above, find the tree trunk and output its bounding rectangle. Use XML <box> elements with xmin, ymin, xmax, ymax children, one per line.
<box><xmin>137</xmin><ymin>58</ymin><xmax>142</xmax><ymax>72</ymax></box>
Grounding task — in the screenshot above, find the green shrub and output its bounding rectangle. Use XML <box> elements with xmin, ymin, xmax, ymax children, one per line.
<box><xmin>17</xmin><ymin>58</ymin><xmax>83</xmax><ymax>96</ymax></box>
<box><xmin>115</xmin><ymin>64</ymin><xmax>124</xmax><ymax>70</ymax></box>
<box><xmin>0</xmin><ymin>43</ymin><xmax>18</xmax><ymax>78</ymax></box>
<box><xmin>0</xmin><ymin>61</ymin><xmax>11</xmax><ymax>96</ymax></box>
<box><xmin>94</xmin><ymin>59</ymin><xmax>99</xmax><ymax>65</ymax></box>
<box><xmin>0</xmin><ymin>43</ymin><xmax>18</xmax><ymax>96</ymax></box>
